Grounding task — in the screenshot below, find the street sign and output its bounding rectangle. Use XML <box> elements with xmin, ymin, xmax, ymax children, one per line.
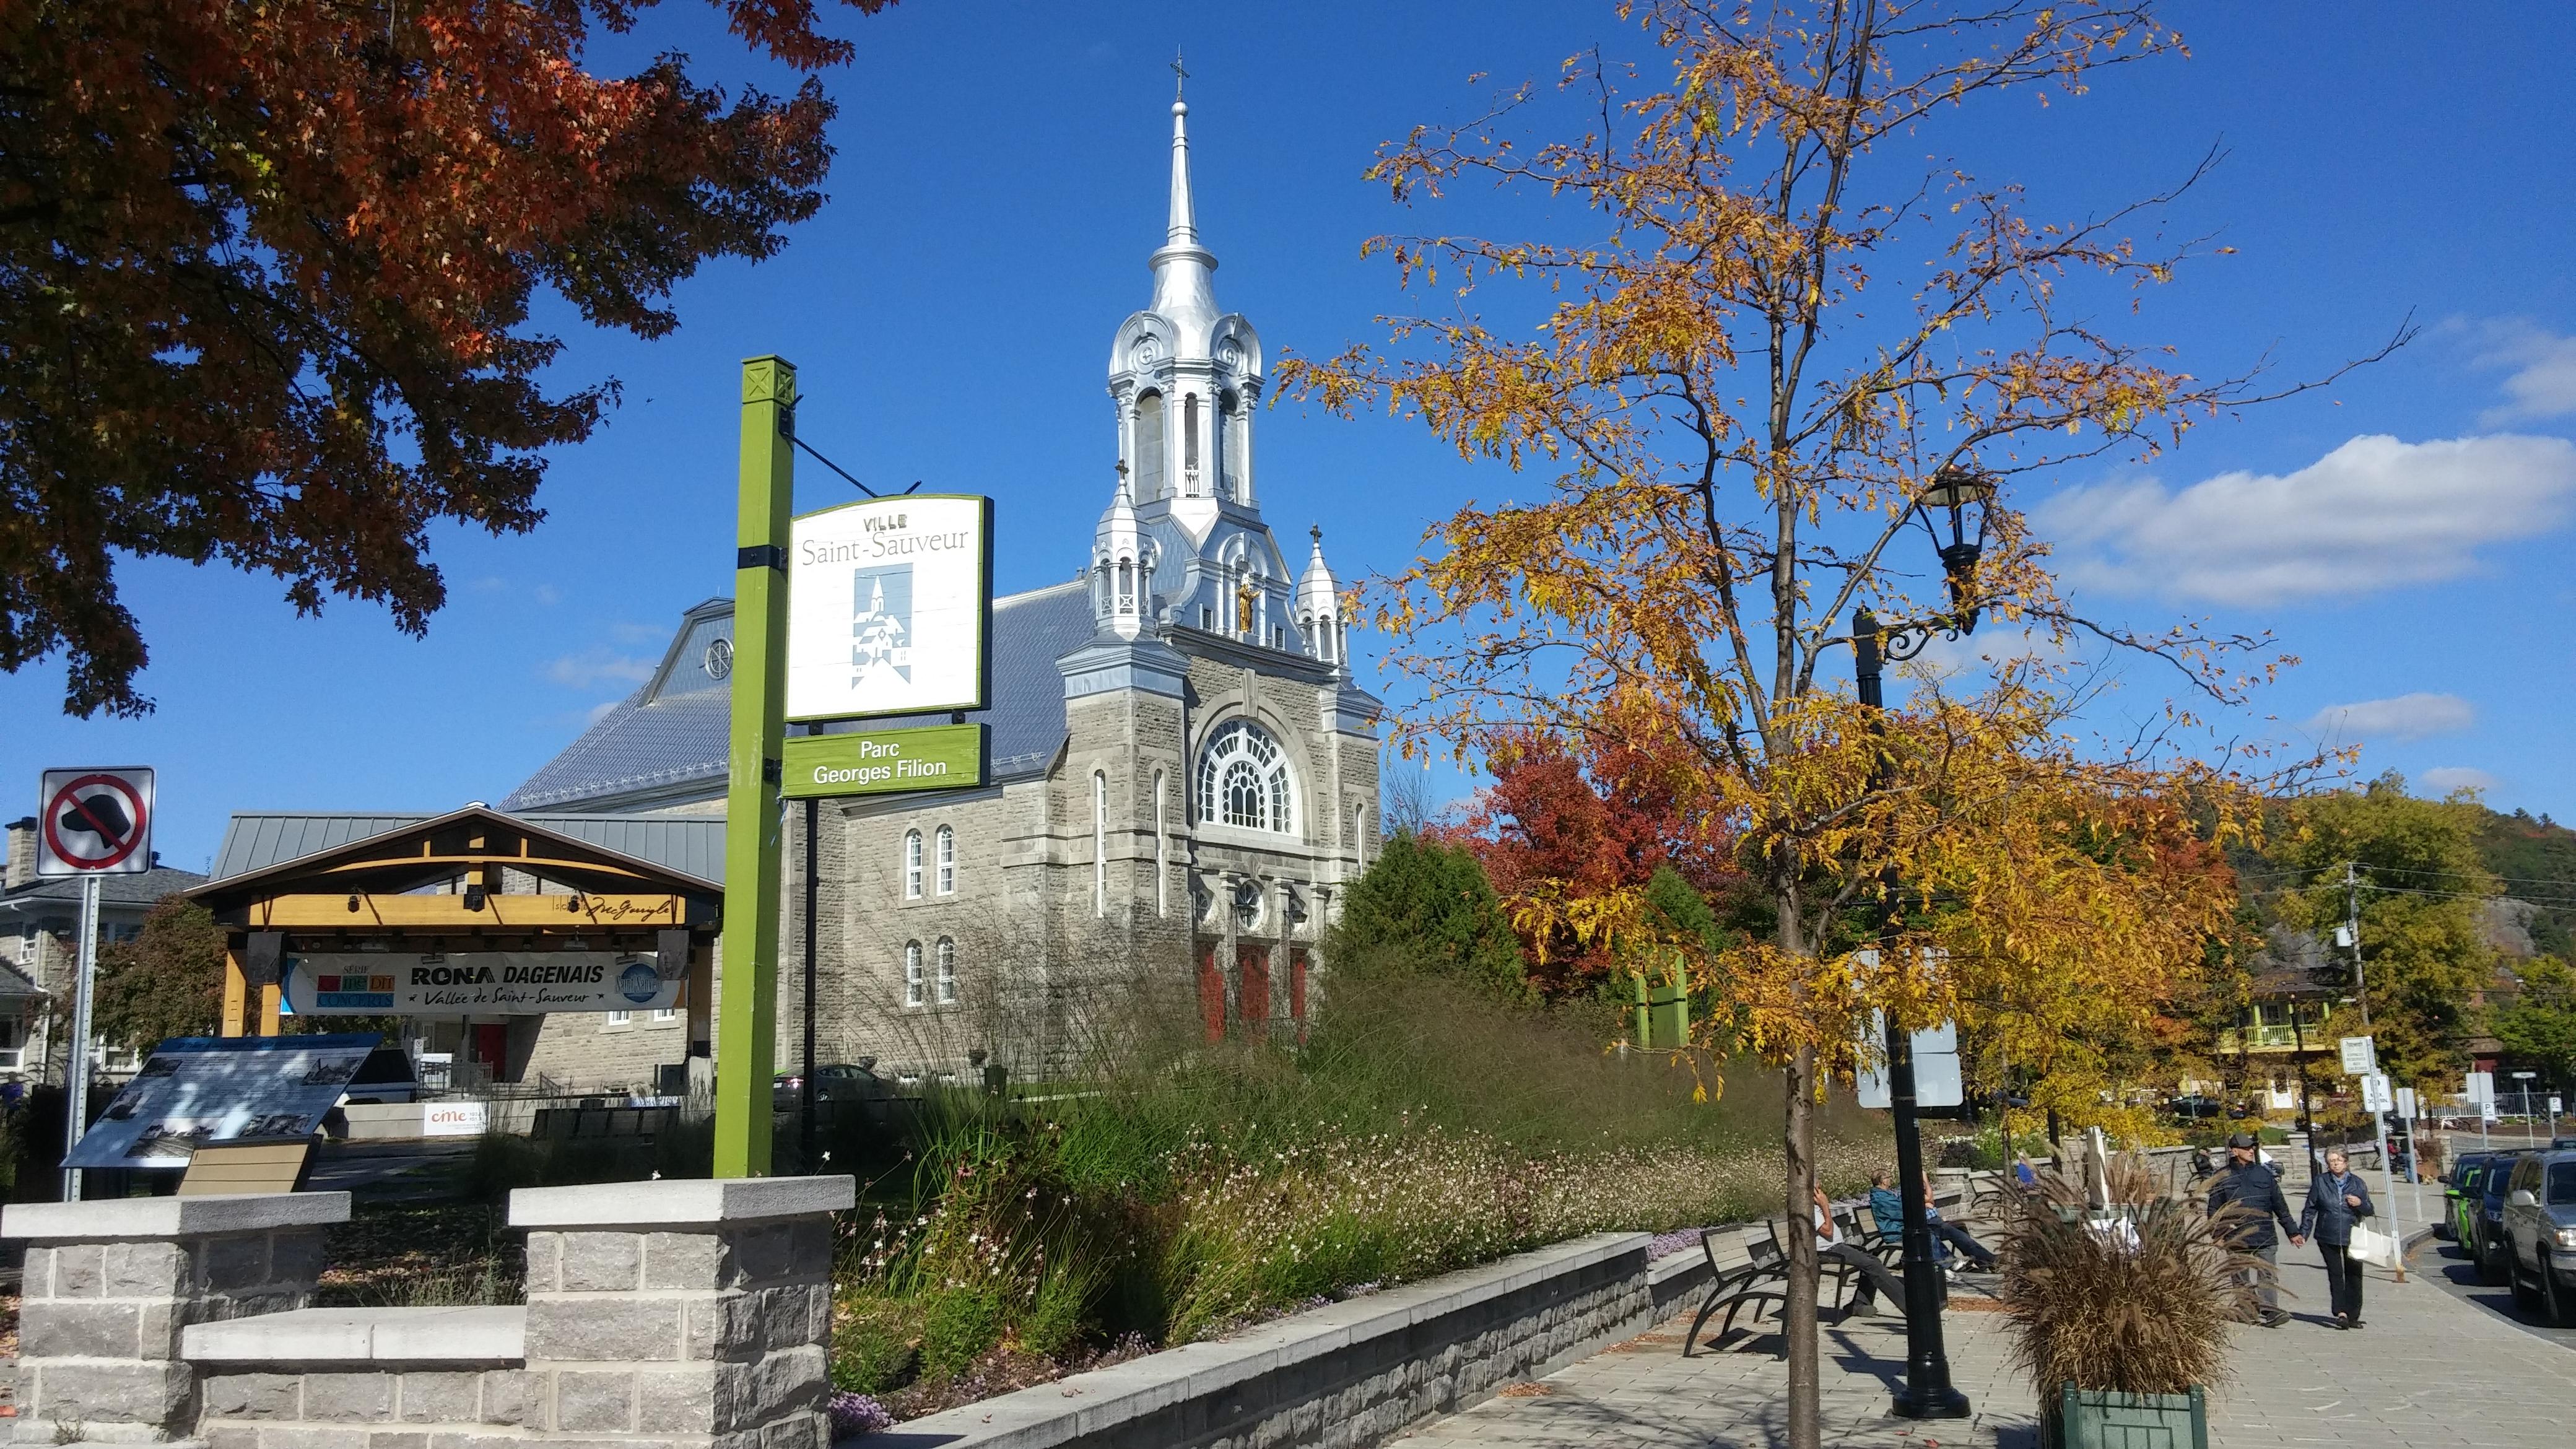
<box><xmin>780</xmin><ymin>723</ymin><xmax>987</xmax><ymax>799</ymax></box>
<box><xmin>36</xmin><ymin>767</ymin><xmax>155</xmax><ymax>876</ymax></box>
<box><xmin>785</xmin><ymin>494</ymin><xmax>993</xmax><ymax>723</ymax></box>
<box><xmin>2468</xmin><ymin>1070</ymin><xmax>2494</xmax><ymax>1105</ymax></box>
<box><xmin>1856</xmin><ymin>1016</ymin><xmax>1963</xmax><ymax>1110</ymax></box>
<box><xmin>2553</xmin><ymin>1096</ymin><xmax>2564</xmax><ymax>1117</ymax></box>
<box><xmin>2395</xmin><ymin>1086</ymin><xmax>2418</xmax><ymax>1118</ymax></box>
<box><xmin>2360</xmin><ymin>1073</ymin><xmax>2393</xmax><ymax>1113</ymax></box>
<box><xmin>2339</xmin><ymin>1035</ymin><xmax>2376</xmax><ymax>1076</ymax></box>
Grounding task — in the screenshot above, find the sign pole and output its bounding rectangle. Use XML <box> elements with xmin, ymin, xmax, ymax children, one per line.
<box><xmin>715</xmin><ymin>356</ymin><xmax>796</xmax><ymax>1178</ymax></box>
<box><xmin>59</xmin><ymin>872</ymin><xmax>101</xmax><ymax>1201</ymax></box>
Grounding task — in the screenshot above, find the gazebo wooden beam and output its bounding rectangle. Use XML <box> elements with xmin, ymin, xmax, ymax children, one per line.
<box><xmin>227</xmin><ymin>892</ymin><xmax>704</xmax><ymax>931</ymax></box>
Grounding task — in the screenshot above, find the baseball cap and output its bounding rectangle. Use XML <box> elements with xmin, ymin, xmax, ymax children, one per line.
<box><xmin>2225</xmin><ymin>1132</ymin><xmax>2258</xmax><ymax>1149</ymax></box>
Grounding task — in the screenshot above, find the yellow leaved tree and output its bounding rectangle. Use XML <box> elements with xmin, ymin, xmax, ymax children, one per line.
<box><xmin>1281</xmin><ymin>2</ymin><xmax>2382</xmax><ymax>1438</ymax></box>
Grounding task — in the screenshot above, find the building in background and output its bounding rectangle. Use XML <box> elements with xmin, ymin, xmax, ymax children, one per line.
<box><xmin>1</xmin><ymin>817</ymin><xmax>205</xmax><ymax>1083</ymax></box>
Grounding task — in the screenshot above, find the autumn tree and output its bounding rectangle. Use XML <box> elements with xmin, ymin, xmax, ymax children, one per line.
<box><xmin>1278</xmin><ymin>4</ymin><xmax>2364</xmax><ymax>1436</ymax></box>
<box><xmin>2264</xmin><ymin>775</ymin><xmax>2498</xmax><ymax>1089</ymax></box>
<box><xmin>0</xmin><ymin>0</ymin><xmax>889</xmax><ymax>715</ymax></box>
<box><xmin>92</xmin><ymin>897</ymin><xmax>225</xmax><ymax>1052</ymax></box>
<box><xmin>1440</xmin><ymin>729</ymin><xmax>1739</xmax><ymax>988</ymax></box>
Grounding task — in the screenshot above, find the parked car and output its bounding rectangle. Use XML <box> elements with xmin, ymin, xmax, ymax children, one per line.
<box><xmin>2476</xmin><ymin>1149</ymin><xmax>2531</xmax><ymax>1284</ymax></box>
<box><xmin>2499</xmin><ymin>1148</ymin><xmax>2576</xmax><ymax>1326</ymax></box>
<box><xmin>2164</xmin><ymin>1094</ymin><xmax>2226</xmax><ymax>1120</ymax></box>
<box><xmin>773</xmin><ymin>1061</ymin><xmax>889</xmax><ymax>1107</ymax></box>
<box><xmin>2445</xmin><ymin>1153</ymin><xmax>2494</xmax><ymax>1244</ymax></box>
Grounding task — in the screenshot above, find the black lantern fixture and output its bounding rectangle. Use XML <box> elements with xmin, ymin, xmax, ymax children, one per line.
<box><xmin>1918</xmin><ymin>463</ymin><xmax>1993</xmax><ymax>632</ymax></box>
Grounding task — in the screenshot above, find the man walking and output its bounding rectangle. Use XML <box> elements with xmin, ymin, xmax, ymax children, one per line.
<box><xmin>2302</xmin><ymin>1147</ymin><xmax>2377</xmax><ymax>1329</ymax></box>
<box><xmin>2206</xmin><ymin>1131</ymin><xmax>2302</xmax><ymax>1327</ymax></box>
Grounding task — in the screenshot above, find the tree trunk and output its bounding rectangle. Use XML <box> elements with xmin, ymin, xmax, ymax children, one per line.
<box><xmin>1784</xmin><ymin>1040</ymin><xmax>1821</xmax><ymax>1449</ymax></box>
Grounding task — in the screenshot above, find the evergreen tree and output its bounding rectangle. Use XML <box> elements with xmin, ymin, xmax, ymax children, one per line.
<box><xmin>1333</xmin><ymin>835</ymin><xmax>1528</xmax><ymax>999</ymax></box>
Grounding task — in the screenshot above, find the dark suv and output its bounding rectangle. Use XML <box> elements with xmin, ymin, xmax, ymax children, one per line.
<box><xmin>2500</xmin><ymin>1149</ymin><xmax>2576</xmax><ymax>1326</ymax></box>
<box><xmin>2476</xmin><ymin>1149</ymin><xmax>2531</xmax><ymax>1284</ymax></box>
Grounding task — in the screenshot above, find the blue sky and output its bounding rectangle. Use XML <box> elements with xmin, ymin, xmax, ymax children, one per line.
<box><xmin>7</xmin><ymin>2</ymin><xmax>2574</xmax><ymax>872</ymax></box>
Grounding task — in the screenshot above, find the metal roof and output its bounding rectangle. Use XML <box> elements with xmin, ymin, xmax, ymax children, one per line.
<box><xmin>500</xmin><ymin>581</ymin><xmax>1094</xmax><ymax>812</ymax></box>
<box><xmin>206</xmin><ymin>810</ymin><xmax>727</xmax><ymax>887</ymax></box>
<box><xmin>1</xmin><ymin>864</ymin><xmax>207</xmax><ymax>913</ymax></box>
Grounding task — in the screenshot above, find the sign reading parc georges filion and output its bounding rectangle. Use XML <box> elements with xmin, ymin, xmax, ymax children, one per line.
<box><xmin>786</xmin><ymin>494</ymin><xmax>992</xmax><ymax>722</ymax></box>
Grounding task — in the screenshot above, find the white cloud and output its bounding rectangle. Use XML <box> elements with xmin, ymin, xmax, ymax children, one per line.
<box><xmin>2421</xmin><ymin>766</ymin><xmax>2500</xmax><ymax>796</ymax></box>
<box><xmin>2471</xmin><ymin>320</ymin><xmax>2576</xmax><ymax>425</ymax></box>
<box><xmin>545</xmin><ymin>651</ymin><xmax>656</xmax><ymax>690</ymax></box>
<box><xmin>2300</xmin><ymin>692</ymin><xmax>2475</xmax><ymax>744</ymax></box>
<box><xmin>2038</xmin><ymin>434</ymin><xmax>2576</xmax><ymax>606</ymax></box>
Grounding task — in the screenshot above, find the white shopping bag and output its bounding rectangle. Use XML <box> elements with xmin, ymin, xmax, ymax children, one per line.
<box><xmin>2346</xmin><ymin>1223</ymin><xmax>2399</xmax><ymax>1270</ymax></box>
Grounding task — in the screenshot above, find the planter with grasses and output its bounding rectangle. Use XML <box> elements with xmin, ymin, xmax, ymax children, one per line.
<box><xmin>1995</xmin><ymin>1155</ymin><xmax>2256</xmax><ymax>1449</ymax></box>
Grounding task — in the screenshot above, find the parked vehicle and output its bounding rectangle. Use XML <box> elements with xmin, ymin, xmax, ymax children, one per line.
<box><xmin>2164</xmin><ymin>1094</ymin><xmax>2225</xmax><ymax>1120</ymax></box>
<box><xmin>2499</xmin><ymin>1148</ymin><xmax>2576</xmax><ymax>1326</ymax></box>
<box><xmin>2446</xmin><ymin>1154</ymin><xmax>2494</xmax><ymax>1245</ymax></box>
<box><xmin>773</xmin><ymin>1060</ymin><xmax>889</xmax><ymax>1107</ymax></box>
<box><xmin>2476</xmin><ymin>1149</ymin><xmax>2531</xmax><ymax>1284</ymax></box>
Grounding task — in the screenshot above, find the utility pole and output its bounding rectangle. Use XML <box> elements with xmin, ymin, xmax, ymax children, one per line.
<box><xmin>2341</xmin><ymin>861</ymin><xmax>2403</xmax><ymax>1280</ymax></box>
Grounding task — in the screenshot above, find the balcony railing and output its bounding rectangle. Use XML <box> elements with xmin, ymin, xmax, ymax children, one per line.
<box><xmin>2216</xmin><ymin>1024</ymin><xmax>2304</xmax><ymax>1052</ymax></box>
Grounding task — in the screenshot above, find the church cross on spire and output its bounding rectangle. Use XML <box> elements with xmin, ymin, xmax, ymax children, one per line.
<box><xmin>1172</xmin><ymin>46</ymin><xmax>1188</xmax><ymax>100</ymax></box>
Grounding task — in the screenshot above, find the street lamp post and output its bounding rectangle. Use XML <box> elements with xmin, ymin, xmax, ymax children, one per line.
<box><xmin>1850</xmin><ymin>463</ymin><xmax>1991</xmax><ymax>1422</ymax></box>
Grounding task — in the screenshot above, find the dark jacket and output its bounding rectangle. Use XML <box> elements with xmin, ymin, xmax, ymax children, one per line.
<box><xmin>2300</xmin><ymin>1170</ymin><xmax>2377</xmax><ymax>1246</ymax></box>
<box><xmin>2206</xmin><ymin>1160</ymin><xmax>2299</xmax><ymax>1251</ymax></box>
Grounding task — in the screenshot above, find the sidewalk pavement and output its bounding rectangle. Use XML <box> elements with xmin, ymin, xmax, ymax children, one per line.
<box><xmin>1394</xmin><ymin>1237</ymin><xmax>2576</xmax><ymax>1448</ymax></box>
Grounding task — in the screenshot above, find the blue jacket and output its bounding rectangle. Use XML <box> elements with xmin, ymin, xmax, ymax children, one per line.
<box><xmin>1869</xmin><ymin>1187</ymin><xmax>1904</xmax><ymax>1236</ymax></box>
<box><xmin>2206</xmin><ymin>1162</ymin><xmax>2299</xmax><ymax>1251</ymax></box>
<box><xmin>2300</xmin><ymin>1170</ymin><xmax>2376</xmax><ymax>1246</ymax></box>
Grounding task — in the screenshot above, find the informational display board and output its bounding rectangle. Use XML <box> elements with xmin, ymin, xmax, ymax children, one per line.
<box><xmin>785</xmin><ymin>495</ymin><xmax>992</xmax><ymax>722</ymax></box>
<box><xmin>282</xmin><ymin>952</ymin><xmax>681</xmax><ymax>1016</ymax></box>
<box><xmin>1856</xmin><ymin>1016</ymin><xmax>1964</xmax><ymax>1110</ymax></box>
<box><xmin>36</xmin><ymin>767</ymin><xmax>155</xmax><ymax>876</ymax></box>
<box><xmin>66</xmin><ymin>1034</ymin><xmax>379</xmax><ymax>1168</ymax></box>
<box><xmin>781</xmin><ymin>723</ymin><xmax>988</xmax><ymax>799</ymax></box>
<box><xmin>2339</xmin><ymin>1035</ymin><xmax>2377</xmax><ymax>1076</ymax></box>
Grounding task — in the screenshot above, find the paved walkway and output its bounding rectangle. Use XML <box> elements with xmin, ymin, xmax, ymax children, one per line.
<box><xmin>1397</xmin><ymin>1238</ymin><xmax>2576</xmax><ymax>1448</ymax></box>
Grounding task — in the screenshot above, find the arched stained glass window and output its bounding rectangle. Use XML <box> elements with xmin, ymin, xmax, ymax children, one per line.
<box><xmin>1197</xmin><ymin>721</ymin><xmax>1294</xmax><ymax>834</ymax></box>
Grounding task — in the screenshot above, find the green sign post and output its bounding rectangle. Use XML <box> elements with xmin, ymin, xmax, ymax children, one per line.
<box><xmin>781</xmin><ymin>724</ymin><xmax>986</xmax><ymax>799</ymax></box>
<box><xmin>715</xmin><ymin>356</ymin><xmax>796</xmax><ymax>1178</ymax></box>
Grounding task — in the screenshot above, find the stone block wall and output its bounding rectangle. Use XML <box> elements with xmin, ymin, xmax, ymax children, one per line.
<box><xmin>5</xmin><ymin>1194</ymin><xmax>348</xmax><ymax>1445</ymax></box>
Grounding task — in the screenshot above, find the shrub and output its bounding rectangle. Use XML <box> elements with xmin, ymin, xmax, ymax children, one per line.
<box><xmin>1331</xmin><ymin>834</ymin><xmax>1526</xmax><ymax>998</ymax></box>
<box><xmin>1995</xmin><ymin>1154</ymin><xmax>2256</xmax><ymax>1397</ymax></box>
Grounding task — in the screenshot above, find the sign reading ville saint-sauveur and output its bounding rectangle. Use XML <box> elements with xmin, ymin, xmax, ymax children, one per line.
<box><xmin>780</xmin><ymin>723</ymin><xmax>986</xmax><ymax>799</ymax></box>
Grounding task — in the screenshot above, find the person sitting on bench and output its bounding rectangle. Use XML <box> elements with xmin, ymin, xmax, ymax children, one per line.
<box><xmin>1815</xmin><ymin>1185</ymin><xmax>1907</xmax><ymax>1317</ymax></box>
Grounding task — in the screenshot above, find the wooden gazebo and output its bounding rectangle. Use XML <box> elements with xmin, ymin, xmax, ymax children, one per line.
<box><xmin>184</xmin><ymin>806</ymin><xmax>720</xmax><ymax>1064</ymax></box>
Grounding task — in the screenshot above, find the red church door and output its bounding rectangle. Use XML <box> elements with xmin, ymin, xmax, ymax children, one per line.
<box><xmin>1238</xmin><ymin>946</ymin><xmax>1271</xmax><ymax>1027</ymax></box>
<box><xmin>1197</xmin><ymin>947</ymin><xmax>1225</xmax><ymax>1042</ymax></box>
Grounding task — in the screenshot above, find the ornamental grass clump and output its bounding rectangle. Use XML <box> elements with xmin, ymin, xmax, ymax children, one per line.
<box><xmin>1995</xmin><ymin>1154</ymin><xmax>2257</xmax><ymax>1398</ymax></box>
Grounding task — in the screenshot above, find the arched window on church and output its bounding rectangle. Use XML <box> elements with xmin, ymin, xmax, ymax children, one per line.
<box><xmin>936</xmin><ymin>825</ymin><xmax>955</xmax><ymax>895</ymax></box>
<box><xmin>1093</xmin><ymin>772</ymin><xmax>1110</xmax><ymax>917</ymax></box>
<box><xmin>1198</xmin><ymin>720</ymin><xmax>1294</xmax><ymax>834</ymax></box>
<box><xmin>1116</xmin><ymin>559</ymin><xmax>1134</xmax><ymax>616</ymax></box>
<box><xmin>1215</xmin><ymin>391</ymin><xmax>1235</xmax><ymax>497</ymax></box>
<box><xmin>1153</xmin><ymin>770</ymin><xmax>1169</xmax><ymax>918</ymax></box>
<box><xmin>1183</xmin><ymin>393</ymin><xmax>1201</xmax><ymax>485</ymax></box>
<box><xmin>936</xmin><ymin>938</ymin><xmax>957</xmax><ymax>1004</ymax></box>
<box><xmin>1134</xmin><ymin>392</ymin><xmax>1166</xmax><ymax>499</ymax></box>
<box><xmin>903</xmin><ymin>830</ymin><xmax>922</xmax><ymax>900</ymax></box>
<box><xmin>903</xmin><ymin>941</ymin><xmax>924</xmax><ymax>1008</ymax></box>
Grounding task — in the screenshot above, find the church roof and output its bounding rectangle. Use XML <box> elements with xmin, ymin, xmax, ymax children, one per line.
<box><xmin>500</xmin><ymin>581</ymin><xmax>1097</xmax><ymax>812</ymax></box>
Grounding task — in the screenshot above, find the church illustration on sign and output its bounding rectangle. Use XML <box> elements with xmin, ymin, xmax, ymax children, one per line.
<box><xmin>470</xmin><ymin>89</ymin><xmax>1385</xmax><ymax>1088</ymax></box>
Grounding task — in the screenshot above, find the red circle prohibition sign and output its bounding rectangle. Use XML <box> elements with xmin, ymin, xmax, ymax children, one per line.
<box><xmin>45</xmin><ymin>773</ymin><xmax>147</xmax><ymax>871</ymax></box>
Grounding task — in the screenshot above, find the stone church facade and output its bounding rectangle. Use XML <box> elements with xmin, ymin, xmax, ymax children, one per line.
<box><xmin>498</xmin><ymin>94</ymin><xmax>1382</xmax><ymax>1087</ymax></box>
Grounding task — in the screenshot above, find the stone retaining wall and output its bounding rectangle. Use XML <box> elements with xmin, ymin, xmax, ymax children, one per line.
<box><xmin>856</xmin><ymin>1232</ymin><xmax>1655</xmax><ymax>1449</ymax></box>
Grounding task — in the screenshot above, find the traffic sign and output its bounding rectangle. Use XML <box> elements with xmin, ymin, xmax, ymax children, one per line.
<box><xmin>2467</xmin><ymin>1070</ymin><xmax>2494</xmax><ymax>1105</ymax></box>
<box><xmin>2360</xmin><ymin>1073</ymin><xmax>2393</xmax><ymax>1113</ymax></box>
<box><xmin>2395</xmin><ymin>1086</ymin><xmax>2417</xmax><ymax>1118</ymax></box>
<box><xmin>2339</xmin><ymin>1035</ymin><xmax>2376</xmax><ymax>1076</ymax></box>
<box><xmin>36</xmin><ymin>767</ymin><xmax>155</xmax><ymax>876</ymax></box>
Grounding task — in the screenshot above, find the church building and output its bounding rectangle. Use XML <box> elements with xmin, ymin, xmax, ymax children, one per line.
<box><xmin>495</xmin><ymin>92</ymin><xmax>1384</xmax><ymax>1087</ymax></box>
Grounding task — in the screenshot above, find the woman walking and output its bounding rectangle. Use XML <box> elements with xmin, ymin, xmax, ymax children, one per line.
<box><xmin>2301</xmin><ymin>1148</ymin><xmax>2377</xmax><ymax>1329</ymax></box>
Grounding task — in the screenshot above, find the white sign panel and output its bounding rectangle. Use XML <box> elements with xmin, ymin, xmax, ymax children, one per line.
<box><xmin>1856</xmin><ymin>1016</ymin><xmax>1964</xmax><ymax>1110</ymax></box>
<box><xmin>36</xmin><ymin>767</ymin><xmax>155</xmax><ymax>876</ymax></box>
<box><xmin>786</xmin><ymin>495</ymin><xmax>991</xmax><ymax>722</ymax></box>
<box><xmin>2468</xmin><ymin>1070</ymin><xmax>2494</xmax><ymax>1105</ymax></box>
<box><xmin>2360</xmin><ymin>1073</ymin><xmax>2393</xmax><ymax>1113</ymax></box>
<box><xmin>282</xmin><ymin>953</ymin><xmax>681</xmax><ymax>1016</ymax></box>
<box><xmin>2395</xmin><ymin>1087</ymin><xmax>2418</xmax><ymax>1118</ymax></box>
<box><xmin>2339</xmin><ymin>1035</ymin><xmax>2377</xmax><ymax>1076</ymax></box>
<box><xmin>65</xmin><ymin>1034</ymin><xmax>378</xmax><ymax>1167</ymax></box>
<box><xmin>2553</xmin><ymin>1096</ymin><xmax>2564</xmax><ymax>1118</ymax></box>
<box><xmin>422</xmin><ymin>1099</ymin><xmax>490</xmax><ymax>1138</ymax></box>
